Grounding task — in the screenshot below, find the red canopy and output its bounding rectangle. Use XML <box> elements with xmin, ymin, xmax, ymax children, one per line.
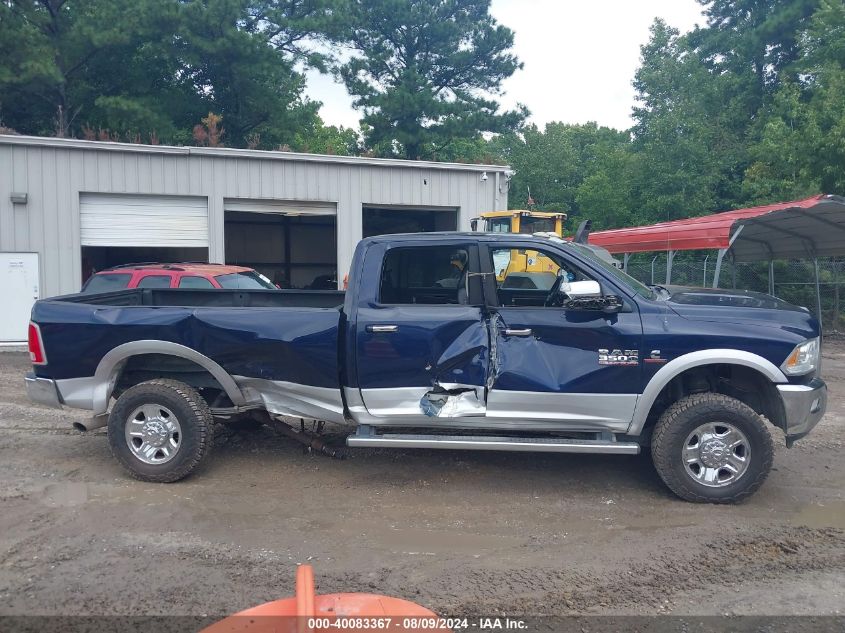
<box><xmin>588</xmin><ymin>195</ymin><xmax>828</xmax><ymax>254</ymax></box>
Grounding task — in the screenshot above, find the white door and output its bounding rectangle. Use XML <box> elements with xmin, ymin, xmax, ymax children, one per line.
<box><xmin>80</xmin><ymin>193</ymin><xmax>209</xmax><ymax>247</ymax></box>
<box><xmin>0</xmin><ymin>253</ymin><xmax>39</xmax><ymax>342</ymax></box>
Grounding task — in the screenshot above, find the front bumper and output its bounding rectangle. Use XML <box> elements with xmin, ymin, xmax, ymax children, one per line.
<box><xmin>777</xmin><ymin>378</ymin><xmax>826</xmax><ymax>445</ymax></box>
<box><xmin>24</xmin><ymin>373</ymin><xmax>62</xmax><ymax>409</ymax></box>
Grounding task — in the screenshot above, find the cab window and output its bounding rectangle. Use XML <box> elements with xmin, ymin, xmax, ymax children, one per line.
<box><xmin>518</xmin><ymin>215</ymin><xmax>556</xmax><ymax>234</ymax></box>
<box><xmin>488</xmin><ymin>246</ymin><xmax>597</xmax><ymax>307</ymax></box>
<box><xmin>379</xmin><ymin>245</ymin><xmax>476</xmax><ymax>305</ymax></box>
<box><xmin>487</xmin><ymin>217</ymin><xmax>512</xmax><ymax>232</ymax></box>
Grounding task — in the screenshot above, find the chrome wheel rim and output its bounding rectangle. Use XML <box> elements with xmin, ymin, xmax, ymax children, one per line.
<box><xmin>125</xmin><ymin>404</ymin><xmax>181</xmax><ymax>465</ymax></box>
<box><xmin>682</xmin><ymin>422</ymin><xmax>750</xmax><ymax>488</ymax></box>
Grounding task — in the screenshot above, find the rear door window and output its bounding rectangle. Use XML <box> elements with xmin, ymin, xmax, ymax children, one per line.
<box><xmin>178</xmin><ymin>276</ymin><xmax>215</xmax><ymax>289</ymax></box>
<box><xmin>136</xmin><ymin>275</ymin><xmax>172</xmax><ymax>289</ymax></box>
<box><xmin>215</xmin><ymin>272</ymin><xmax>275</xmax><ymax>289</ymax></box>
<box><xmin>81</xmin><ymin>273</ymin><xmax>132</xmax><ymax>294</ymax></box>
<box><xmin>379</xmin><ymin>244</ymin><xmax>477</xmax><ymax>305</ymax></box>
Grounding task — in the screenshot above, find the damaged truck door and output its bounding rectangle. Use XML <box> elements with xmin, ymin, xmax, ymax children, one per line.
<box><xmin>482</xmin><ymin>244</ymin><xmax>643</xmax><ymax>432</ymax></box>
<box><xmin>354</xmin><ymin>241</ymin><xmax>491</xmax><ymax>420</ymax></box>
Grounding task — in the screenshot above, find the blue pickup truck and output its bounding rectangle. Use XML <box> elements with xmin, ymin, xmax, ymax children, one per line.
<box><xmin>25</xmin><ymin>232</ymin><xmax>826</xmax><ymax>503</ymax></box>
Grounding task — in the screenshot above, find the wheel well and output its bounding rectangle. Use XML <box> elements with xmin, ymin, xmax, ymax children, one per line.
<box><xmin>642</xmin><ymin>363</ymin><xmax>786</xmax><ymax>438</ymax></box>
<box><xmin>113</xmin><ymin>354</ymin><xmax>231</xmax><ymax>407</ymax></box>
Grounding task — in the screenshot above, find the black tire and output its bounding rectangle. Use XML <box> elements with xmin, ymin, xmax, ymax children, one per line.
<box><xmin>108</xmin><ymin>379</ymin><xmax>214</xmax><ymax>482</ymax></box>
<box><xmin>651</xmin><ymin>393</ymin><xmax>774</xmax><ymax>503</ymax></box>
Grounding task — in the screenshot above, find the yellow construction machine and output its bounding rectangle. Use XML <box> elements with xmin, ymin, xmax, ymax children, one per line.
<box><xmin>471</xmin><ymin>210</ymin><xmax>567</xmax><ymax>283</ymax></box>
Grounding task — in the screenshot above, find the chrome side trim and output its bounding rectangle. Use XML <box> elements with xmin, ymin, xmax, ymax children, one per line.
<box><xmin>24</xmin><ymin>374</ymin><xmax>62</xmax><ymax>408</ymax></box>
<box><xmin>347</xmin><ymin>433</ymin><xmax>640</xmax><ymax>454</ymax></box>
<box><xmin>91</xmin><ymin>340</ymin><xmax>247</xmax><ymax>414</ymax></box>
<box><xmin>486</xmin><ymin>391</ymin><xmax>638</xmax><ymax>432</ymax></box>
<box><xmin>359</xmin><ymin>387</ymin><xmax>434</xmax><ymax>417</ymax></box>
<box><xmin>347</xmin><ymin>386</ymin><xmax>635</xmax><ymax>432</ymax></box>
<box><xmin>234</xmin><ymin>376</ymin><xmax>348</xmax><ymax>425</ymax></box>
<box><xmin>628</xmin><ymin>349</ymin><xmax>789</xmax><ymax>436</ymax></box>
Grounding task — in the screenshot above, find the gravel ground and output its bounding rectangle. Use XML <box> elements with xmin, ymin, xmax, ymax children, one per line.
<box><xmin>0</xmin><ymin>344</ymin><xmax>843</xmax><ymax>618</ymax></box>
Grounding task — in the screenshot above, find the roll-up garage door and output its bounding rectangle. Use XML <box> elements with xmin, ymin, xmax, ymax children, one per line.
<box><xmin>80</xmin><ymin>193</ymin><xmax>209</xmax><ymax>247</ymax></box>
<box><xmin>223</xmin><ymin>199</ymin><xmax>336</xmax><ymax>216</ymax></box>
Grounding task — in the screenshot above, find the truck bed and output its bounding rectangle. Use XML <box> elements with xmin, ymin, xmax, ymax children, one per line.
<box><xmin>32</xmin><ymin>289</ymin><xmax>344</xmax><ymax>391</ymax></box>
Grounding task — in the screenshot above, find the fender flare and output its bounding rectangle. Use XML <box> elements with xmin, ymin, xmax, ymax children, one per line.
<box><xmin>627</xmin><ymin>349</ymin><xmax>788</xmax><ymax>436</ymax></box>
<box><xmin>91</xmin><ymin>340</ymin><xmax>246</xmax><ymax>414</ymax></box>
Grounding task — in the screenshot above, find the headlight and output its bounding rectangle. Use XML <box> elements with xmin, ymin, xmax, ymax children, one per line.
<box><xmin>781</xmin><ymin>337</ymin><xmax>820</xmax><ymax>376</ymax></box>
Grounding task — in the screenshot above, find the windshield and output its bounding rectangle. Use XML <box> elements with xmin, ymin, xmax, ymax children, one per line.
<box><xmin>567</xmin><ymin>242</ymin><xmax>655</xmax><ymax>299</ymax></box>
<box><xmin>215</xmin><ymin>271</ymin><xmax>276</xmax><ymax>289</ymax></box>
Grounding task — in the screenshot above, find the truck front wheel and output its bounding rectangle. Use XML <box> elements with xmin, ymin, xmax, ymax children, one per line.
<box><xmin>651</xmin><ymin>393</ymin><xmax>774</xmax><ymax>503</ymax></box>
<box><xmin>108</xmin><ymin>379</ymin><xmax>214</xmax><ymax>482</ymax></box>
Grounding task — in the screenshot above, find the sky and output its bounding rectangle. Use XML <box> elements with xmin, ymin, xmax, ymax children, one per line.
<box><xmin>304</xmin><ymin>0</ymin><xmax>706</xmax><ymax>132</ymax></box>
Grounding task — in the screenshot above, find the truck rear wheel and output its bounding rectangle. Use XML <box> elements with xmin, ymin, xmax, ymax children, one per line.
<box><xmin>108</xmin><ymin>379</ymin><xmax>214</xmax><ymax>482</ymax></box>
<box><xmin>651</xmin><ymin>393</ymin><xmax>773</xmax><ymax>503</ymax></box>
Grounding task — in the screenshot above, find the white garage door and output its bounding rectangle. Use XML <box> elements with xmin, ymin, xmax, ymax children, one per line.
<box><xmin>80</xmin><ymin>193</ymin><xmax>209</xmax><ymax>247</ymax></box>
<box><xmin>224</xmin><ymin>198</ymin><xmax>336</xmax><ymax>216</ymax></box>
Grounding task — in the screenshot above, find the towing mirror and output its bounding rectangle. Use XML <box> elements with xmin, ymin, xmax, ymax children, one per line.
<box><xmin>561</xmin><ymin>280</ymin><xmax>601</xmax><ymax>298</ymax></box>
<box><xmin>563</xmin><ymin>293</ymin><xmax>623</xmax><ymax>314</ymax></box>
<box><xmin>601</xmin><ymin>295</ymin><xmax>624</xmax><ymax>314</ymax></box>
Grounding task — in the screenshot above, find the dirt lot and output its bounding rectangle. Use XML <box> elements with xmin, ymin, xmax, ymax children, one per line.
<box><xmin>0</xmin><ymin>343</ymin><xmax>843</xmax><ymax>619</ymax></box>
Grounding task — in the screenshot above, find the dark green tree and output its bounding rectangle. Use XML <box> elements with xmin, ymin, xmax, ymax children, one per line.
<box><xmin>0</xmin><ymin>0</ymin><xmax>162</xmax><ymax>136</ymax></box>
<box><xmin>0</xmin><ymin>0</ymin><xmax>346</xmax><ymax>147</ymax></box>
<box><xmin>690</xmin><ymin>0</ymin><xmax>821</xmax><ymax>108</ymax></box>
<box><xmin>172</xmin><ymin>0</ymin><xmax>329</xmax><ymax>148</ymax></box>
<box><xmin>631</xmin><ymin>19</ymin><xmax>756</xmax><ymax>220</ymax></box>
<box><xmin>743</xmin><ymin>0</ymin><xmax>845</xmax><ymax>200</ymax></box>
<box><xmin>492</xmin><ymin>122</ymin><xmax>633</xmax><ymax>228</ymax></box>
<box><xmin>338</xmin><ymin>0</ymin><xmax>526</xmax><ymax>160</ymax></box>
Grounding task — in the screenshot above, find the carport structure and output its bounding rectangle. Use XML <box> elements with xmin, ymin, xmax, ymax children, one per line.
<box><xmin>588</xmin><ymin>194</ymin><xmax>845</xmax><ymax>319</ymax></box>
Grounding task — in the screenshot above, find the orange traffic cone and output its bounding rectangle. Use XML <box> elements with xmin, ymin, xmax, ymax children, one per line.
<box><xmin>203</xmin><ymin>564</ymin><xmax>441</xmax><ymax>633</ymax></box>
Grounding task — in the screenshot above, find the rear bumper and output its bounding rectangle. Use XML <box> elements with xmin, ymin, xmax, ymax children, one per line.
<box><xmin>777</xmin><ymin>378</ymin><xmax>826</xmax><ymax>445</ymax></box>
<box><xmin>24</xmin><ymin>373</ymin><xmax>62</xmax><ymax>409</ymax></box>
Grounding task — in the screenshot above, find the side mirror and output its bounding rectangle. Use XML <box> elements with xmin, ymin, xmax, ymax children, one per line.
<box><xmin>563</xmin><ymin>282</ymin><xmax>625</xmax><ymax>314</ymax></box>
<box><xmin>470</xmin><ymin>218</ymin><xmax>479</xmax><ymax>232</ymax></box>
<box><xmin>561</xmin><ymin>279</ymin><xmax>601</xmax><ymax>298</ymax></box>
<box><xmin>601</xmin><ymin>295</ymin><xmax>624</xmax><ymax>314</ymax></box>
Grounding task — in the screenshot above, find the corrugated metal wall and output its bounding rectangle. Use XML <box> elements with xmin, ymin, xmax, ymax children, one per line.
<box><xmin>0</xmin><ymin>137</ymin><xmax>508</xmax><ymax>297</ymax></box>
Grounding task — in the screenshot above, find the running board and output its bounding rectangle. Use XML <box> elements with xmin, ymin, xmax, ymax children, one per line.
<box><xmin>346</xmin><ymin>432</ymin><xmax>640</xmax><ymax>455</ymax></box>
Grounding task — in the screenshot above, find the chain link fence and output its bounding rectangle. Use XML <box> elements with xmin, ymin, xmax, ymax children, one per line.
<box><xmin>624</xmin><ymin>252</ymin><xmax>845</xmax><ymax>334</ymax></box>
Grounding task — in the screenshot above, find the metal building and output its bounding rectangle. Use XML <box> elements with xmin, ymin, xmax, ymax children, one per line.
<box><xmin>0</xmin><ymin>135</ymin><xmax>510</xmax><ymax>342</ymax></box>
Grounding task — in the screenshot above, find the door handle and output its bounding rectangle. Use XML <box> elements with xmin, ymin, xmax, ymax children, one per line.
<box><xmin>503</xmin><ymin>328</ymin><xmax>532</xmax><ymax>337</ymax></box>
<box><xmin>367</xmin><ymin>324</ymin><xmax>399</xmax><ymax>333</ymax></box>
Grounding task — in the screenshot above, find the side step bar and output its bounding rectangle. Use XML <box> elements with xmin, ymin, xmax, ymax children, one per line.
<box><xmin>347</xmin><ymin>432</ymin><xmax>640</xmax><ymax>455</ymax></box>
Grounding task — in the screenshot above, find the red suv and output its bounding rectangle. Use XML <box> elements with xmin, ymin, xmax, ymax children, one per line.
<box><xmin>81</xmin><ymin>263</ymin><xmax>277</xmax><ymax>294</ymax></box>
